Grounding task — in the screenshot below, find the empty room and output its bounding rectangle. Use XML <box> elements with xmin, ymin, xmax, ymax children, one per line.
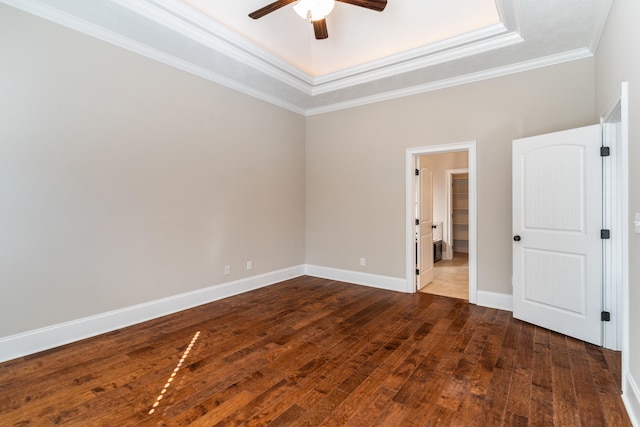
<box><xmin>1</xmin><ymin>0</ymin><xmax>639</xmax><ymax>425</ymax></box>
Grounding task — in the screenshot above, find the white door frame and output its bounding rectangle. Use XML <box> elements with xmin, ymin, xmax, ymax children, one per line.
<box><xmin>405</xmin><ymin>141</ymin><xmax>477</xmax><ymax>303</ymax></box>
<box><xmin>445</xmin><ymin>168</ymin><xmax>469</xmax><ymax>260</ymax></box>
<box><xmin>600</xmin><ymin>83</ymin><xmax>629</xmax><ymax>364</ymax></box>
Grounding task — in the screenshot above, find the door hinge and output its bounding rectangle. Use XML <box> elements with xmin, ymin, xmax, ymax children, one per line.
<box><xmin>415</xmin><ymin>219</ymin><xmax>420</xmax><ymax>226</ymax></box>
<box><xmin>601</xmin><ymin>311</ymin><xmax>611</xmax><ymax>322</ymax></box>
<box><xmin>415</xmin><ymin>169</ymin><xmax>419</xmax><ymax>176</ymax></box>
<box><xmin>600</xmin><ymin>146</ymin><xmax>610</xmax><ymax>157</ymax></box>
<box><xmin>601</xmin><ymin>229</ymin><xmax>611</xmax><ymax>239</ymax></box>
<box><xmin>416</xmin><ymin>268</ymin><xmax>420</xmax><ymax>275</ymax></box>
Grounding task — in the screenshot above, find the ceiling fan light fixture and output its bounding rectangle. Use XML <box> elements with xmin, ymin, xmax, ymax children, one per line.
<box><xmin>293</xmin><ymin>0</ymin><xmax>335</xmax><ymax>21</ymax></box>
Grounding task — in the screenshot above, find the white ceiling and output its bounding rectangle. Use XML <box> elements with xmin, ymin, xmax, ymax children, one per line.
<box><xmin>182</xmin><ymin>0</ymin><xmax>502</xmax><ymax>76</ymax></box>
<box><xmin>2</xmin><ymin>0</ymin><xmax>612</xmax><ymax>115</ymax></box>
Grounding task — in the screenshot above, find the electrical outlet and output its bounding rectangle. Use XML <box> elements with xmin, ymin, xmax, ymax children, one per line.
<box><xmin>224</xmin><ymin>265</ymin><xmax>230</xmax><ymax>275</ymax></box>
<box><xmin>246</xmin><ymin>260</ymin><xmax>252</xmax><ymax>271</ymax></box>
<box><xmin>360</xmin><ymin>258</ymin><xmax>366</xmax><ymax>267</ymax></box>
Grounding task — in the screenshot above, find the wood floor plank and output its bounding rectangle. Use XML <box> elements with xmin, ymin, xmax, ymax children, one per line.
<box><xmin>529</xmin><ymin>327</ymin><xmax>554</xmax><ymax>426</ymax></box>
<box><xmin>566</xmin><ymin>337</ymin><xmax>608</xmax><ymax>426</ymax></box>
<box><xmin>0</xmin><ymin>276</ymin><xmax>631</xmax><ymax>426</ymax></box>
<box><xmin>345</xmin><ymin>386</ymin><xmax>396</xmax><ymax>427</ymax></box>
<box><xmin>503</xmin><ymin>321</ymin><xmax>535</xmax><ymax>422</ymax></box>
<box><xmin>550</xmin><ymin>333</ymin><xmax>581</xmax><ymax>426</ymax></box>
<box><xmin>467</xmin><ymin>309</ymin><xmax>509</xmax><ymax>398</ymax></box>
<box><xmin>371</xmin><ymin>400</ymin><xmax>408</xmax><ymax>426</ymax></box>
<box><xmin>585</xmin><ymin>343</ymin><xmax>633</xmax><ymax>426</ymax></box>
<box><xmin>479</xmin><ymin>315</ymin><xmax>521</xmax><ymax>424</ymax></box>
<box><xmin>448</xmin><ymin>391</ymin><xmax>484</xmax><ymax>426</ymax></box>
<box><xmin>320</xmin><ymin>317</ymin><xmax>440</xmax><ymax>426</ymax></box>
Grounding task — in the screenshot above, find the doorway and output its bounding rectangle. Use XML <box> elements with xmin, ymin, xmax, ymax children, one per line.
<box><xmin>417</xmin><ymin>156</ymin><xmax>469</xmax><ymax>299</ymax></box>
<box><xmin>405</xmin><ymin>142</ymin><xmax>477</xmax><ymax>303</ymax></box>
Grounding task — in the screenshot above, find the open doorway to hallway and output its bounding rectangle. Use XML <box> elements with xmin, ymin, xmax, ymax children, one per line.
<box><xmin>417</xmin><ymin>153</ymin><xmax>469</xmax><ymax>300</ymax></box>
<box><xmin>406</xmin><ymin>141</ymin><xmax>476</xmax><ymax>301</ymax></box>
<box><xmin>422</xmin><ymin>252</ymin><xmax>469</xmax><ymax>299</ymax></box>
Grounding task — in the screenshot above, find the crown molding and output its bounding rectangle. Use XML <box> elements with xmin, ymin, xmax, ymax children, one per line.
<box><xmin>305</xmin><ymin>48</ymin><xmax>594</xmax><ymax>116</ymax></box>
<box><xmin>313</xmin><ymin>23</ymin><xmax>511</xmax><ymax>86</ymax></box>
<box><xmin>1</xmin><ymin>0</ymin><xmax>607</xmax><ymax>116</ymax></box>
<box><xmin>120</xmin><ymin>0</ymin><xmax>524</xmax><ymax>97</ymax></box>
<box><xmin>310</xmin><ymin>26</ymin><xmax>524</xmax><ymax>95</ymax></box>
<box><xmin>112</xmin><ymin>0</ymin><xmax>315</xmax><ymax>93</ymax></box>
<box><xmin>495</xmin><ymin>0</ymin><xmax>523</xmax><ymax>34</ymax></box>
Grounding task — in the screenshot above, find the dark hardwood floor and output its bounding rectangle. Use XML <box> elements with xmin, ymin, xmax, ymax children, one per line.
<box><xmin>0</xmin><ymin>276</ymin><xmax>631</xmax><ymax>426</ymax></box>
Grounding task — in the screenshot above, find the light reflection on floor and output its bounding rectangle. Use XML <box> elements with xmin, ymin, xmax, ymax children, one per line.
<box><xmin>148</xmin><ymin>331</ymin><xmax>200</xmax><ymax>415</ymax></box>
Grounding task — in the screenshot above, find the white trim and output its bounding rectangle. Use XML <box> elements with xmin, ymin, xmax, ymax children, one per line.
<box><xmin>406</xmin><ymin>142</ymin><xmax>477</xmax><ymax>303</ymax></box>
<box><xmin>113</xmin><ymin>0</ymin><xmax>314</xmax><ymax>91</ymax></box>
<box><xmin>105</xmin><ymin>0</ymin><xmax>523</xmax><ymax>96</ymax></box>
<box><xmin>311</xmin><ymin>26</ymin><xmax>523</xmax><ymax>94</ymax></box>
<box><xmin>304</xmin><ymin>265</ymin><xmax>407</xmax><ymax>293</ymax></box>
<box><xmin>2</xmin><ymin>0</ymin><xmax>594</xmax><ymax>117</ymax></box>
<box><xmin>2</xmin><ymin>0</ymin><xmax>524</xmax><ymax>96</ymax></box>
<box><xmin>0</xmin><ymin>265</ymin><xmax>305</xmax><ymax>363</ymax></box>
<box><xmin>306</xmin><ymin>49</ymin><xmax>594</xmax><ymax>116</ymax></box>
<box><xmin>494</xmin><ymin>0</ymin><xmax>523</xmax><ymax>34</ymax></box>
<box><xmin>476</xmin><ymin>290</ymin><xmax>513</xmax><ymax>312</ymax></box>
<box><xmin>601</xmin><ymin>88</ymin><xmax>624</xmax><ymax>351</ymax></box>
<box><xmin>445</xmin><ymin>168</ymin><xmax>470</xmax><ymax>260</ymax></box>
<box><xmin>600</xmin><ymin>83</ymin><xmax>629</xmax><ymax>396</ymax></box>
<box><xmin>623</xmin><ymin>372</ymin><xmax>640</xmax><ymax>427</ymax></box>
<box><xmin>620</xmin><ymin>82</ymin><xmax>631</xmax><ymax>412</ymax></box>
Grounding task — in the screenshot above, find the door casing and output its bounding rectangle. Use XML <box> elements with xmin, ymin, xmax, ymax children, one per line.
<box><xmin>405</xmin><ymin>141</ymin><xmax>477</xmax><ymax>303</ymax></box>
<box><xmin>600</xmin><ymin>83</ymin><xmax>628</xmax><ymax>360</ymax></box>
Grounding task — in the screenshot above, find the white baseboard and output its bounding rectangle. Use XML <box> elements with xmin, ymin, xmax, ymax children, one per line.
<box><xmin>476</xmin><ymin>290</ymin><xmax>513</xmax><ymax>312</ymax></box>
<box><xmin>304</xmin><ymin>265</ymin><xmax>409</xmax><ymax>293</ymax></box>
<box><xmin>624</xmin><ymin>372</ymin><xmax>640</xmax><ymax>427</ymax></box>
<box><xmin>0</xmin><ymin>265</ymin><xmax>305</xmax><ymax>363</ymax></box>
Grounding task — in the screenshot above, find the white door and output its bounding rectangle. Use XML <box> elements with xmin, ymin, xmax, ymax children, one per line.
<box><xmin>512</xmin><ymin>125</ymin><xmax>602</xmax><ymax>345</ymax></box>
<box><xmin>418</xmin><ymin>160</ymin><xmax>434</xmax><ymax>290</ymax></box>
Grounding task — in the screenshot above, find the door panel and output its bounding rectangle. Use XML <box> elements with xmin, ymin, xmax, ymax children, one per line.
<box><xmin>512</xmin><ymin>125</ymin><xmax>602</xmax><ymax>345</ymax></box>
<box><xmin>523</xmin><ymin>249</ymin><xmax>585</xmax><ymax>314</ymax></box>
<box><xmin>418</xmin><ymin>161</ymin><xmax>434</xmax><ymax>289</ymax></box>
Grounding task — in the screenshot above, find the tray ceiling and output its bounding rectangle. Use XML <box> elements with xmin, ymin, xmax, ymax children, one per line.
<box><xmin>1</xmin><ymin>0</ymin><xmax>612</xmax><ymax>115</ymax></box>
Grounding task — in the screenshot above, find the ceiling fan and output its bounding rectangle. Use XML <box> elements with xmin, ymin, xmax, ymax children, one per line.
<box><xmin>248</xmin><ymin>0</ymin><xmax>387</xmax><ymax>40</ymax></box>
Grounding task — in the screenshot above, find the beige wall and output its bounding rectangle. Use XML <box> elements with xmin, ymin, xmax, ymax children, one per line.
<box><xmin>305</xmin><ymin>59</ymin><xmax>597</xmax><ymax>294</ymax></box>
<box><xmin>595</xmin><ymin>0</ymin><xmax>640</xmax><ymax>409</ymax></box>
<box><xmin>0</xmin><ymin>5</ymin><xmax>306</xmax><ymax>337</ymax></box>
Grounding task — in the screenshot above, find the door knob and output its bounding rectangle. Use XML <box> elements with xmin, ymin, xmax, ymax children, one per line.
<box><xmin>513</xmin><ymin>235</ymin><xmax>521</xmax><ymax>242</ymax></box>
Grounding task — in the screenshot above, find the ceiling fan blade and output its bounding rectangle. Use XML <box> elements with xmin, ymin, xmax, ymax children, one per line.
<box><xmin>313</xmin><ymin>18</ymin><xmax>329</xmax><ymax>39</ymax></box>
<box><xmin>335</xmin><ymin>0</ymin><xmax>386</xmax><ymax>12</ymax></box>
<box><xmin>249</xmin><ymin>0</ymin><xmax>297</xmax><ymax>19</ymax></box>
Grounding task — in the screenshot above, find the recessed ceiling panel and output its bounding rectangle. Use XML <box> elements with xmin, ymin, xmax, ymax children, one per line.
<box><xmin>181</xmin><ymin>0</ymin><xmax>500</xmax><ymax>76</ymax></box>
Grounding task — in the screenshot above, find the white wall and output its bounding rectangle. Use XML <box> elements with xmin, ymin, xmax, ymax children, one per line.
<box><xmin>595</xmin><ymin>0</ymin><xmax>640</xmax><ymax>422</ymax></box>
<box><xmin>0</xmin><ymin>5</ymin><xmax>306</xmax><ymax>338</ymax></box>
<box><xmin>305</xmin><ymin>60</ymin><xmax>596</xmax><ymax>295</ymax></box>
